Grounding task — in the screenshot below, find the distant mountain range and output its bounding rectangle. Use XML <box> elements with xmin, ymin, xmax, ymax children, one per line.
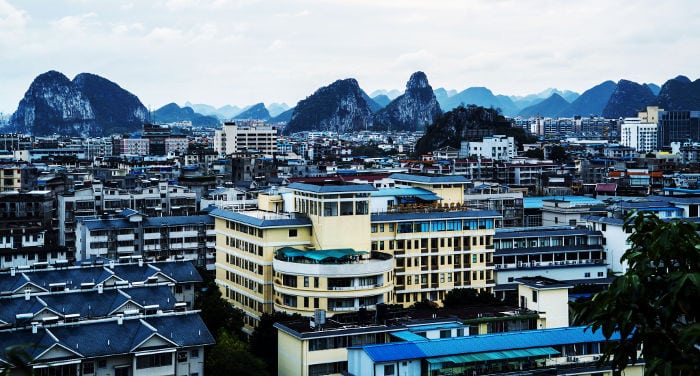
<box><xmin>283</xmin><ymin>72</ymin><xmax>442</xmax><ymax>134</ymax></box>
<box><xmin>233</xmin><ymin>103</ymin><xmax>271</xmax><ymax>121</ymax></box>
<box><xmin>7</xmin><ymin>71</ymin><xmax>147</xmax><ymax>137</ymax></box>
<box><xmin>5</xmin><ymin>70</ymin><xmax>700</xmax><ymax>136</ymax></box>
<box><xmin>152</xmin><ymin>103</ymin><xmax>220</xmax><ymax>127</ymax></box>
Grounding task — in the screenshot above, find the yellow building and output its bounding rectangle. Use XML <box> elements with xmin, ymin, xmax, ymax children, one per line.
<box><xmin>213</xmin><ymin>179</ymin><xmax>500</xmax><ymax>334</ymax></box>
<box><xmin>0</xmin><ymin>166</ymin><xmax>22</xmax><ymax>192</ymax></box>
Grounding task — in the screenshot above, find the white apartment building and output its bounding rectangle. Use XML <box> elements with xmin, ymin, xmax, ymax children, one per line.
<box><xmin>460</xmin><ymin>135</ymin><xmax>515</xmax><ymax>161</ymax></box>
<box><xmin>214</xmin><ymin>122</ymin><xmax>278</xmax><ymax>155</ymax></box>
<box><xmin>621</xmin><ymin>118</ymin><xmax>657</xmax><ymax>153</ymax></box>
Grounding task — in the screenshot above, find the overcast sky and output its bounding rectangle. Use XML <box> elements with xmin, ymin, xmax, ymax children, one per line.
<box><xmin>1</xmin><ymin>0</ymin><xmax>698</xmax><ymax>114</ymax></box>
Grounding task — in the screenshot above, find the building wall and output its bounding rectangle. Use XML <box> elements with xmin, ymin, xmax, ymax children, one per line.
<box><xmin>371</xmin><ymin>216</ymin><xmax>496</xmax><ymax>307</ymax></box>
<box><xmin>277</xmin><ymin>330</ymin><xmax>306</xmax><ymax>376</ymax></box>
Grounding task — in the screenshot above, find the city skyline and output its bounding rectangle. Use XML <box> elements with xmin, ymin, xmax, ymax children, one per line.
<box><xmin>1</xmin><ymin>0</ymin><xmax>699</xmax><ymax>114</ymax></box>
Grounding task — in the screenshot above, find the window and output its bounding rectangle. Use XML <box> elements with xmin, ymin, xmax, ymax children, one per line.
<box><xmin>355</xmin><ymin>201</ymin><xmax>368</xmax><ymax>215</ymax></box>
<box><xmin>191</xmin><ymin>349</ymin><xmax>199</xmax><ymax>358</ymax></box>
<box><xmin>289</xmin><ymin>229</ymin><xmax>298</xmax><ymax>237</ymax></box>
<box><xmin>324</xmin><ymin>202</ymin><xmax>338</xmax><ymax>216</ymax></box>
<box><xmin>340</xmin><ymin>201</ymin><xmax>354</xmax><ymax>215</ymax></box>
<box><xmin>584</xmin><ymin>272</ymin><xmax>591</xmax><ymax>278</ymax></box>
<box><xmin>598</xmin><ymin>272</ymin><xmax>604</xmax><ymax>277</ymax></box>
<box><xmin>384</xmin><ymin>364</ymin><xmax>395</xmax><ymax>375</ymax></box>
<box><xmin>304</xmin><ymin>276</ymin><xmax>309</xmax><ymax>287</ymax></box>
<box><xmin>178</xmin><ymin>351</ymin><xmax>188</xmax><ymax>362</ymax></box>
<box><xmin>532</xmin><ymin>290</ymin><xmax>538</xmax><ymax>303</ymax></box>
<box><xmin>136</xmin><ymin>353</ymin><xmax>172</xmax><ymax>369</ymax></box>
<box><xmin>83</xmin><ymin>362</ymin><xmax>95</xmax><ymax>374</ymax></box>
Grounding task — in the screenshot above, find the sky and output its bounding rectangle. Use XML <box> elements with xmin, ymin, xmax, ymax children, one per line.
<box><xmin>1</xmin><ymin>0</ymin><xmax>699</xmax><ymax>114</ymax></box>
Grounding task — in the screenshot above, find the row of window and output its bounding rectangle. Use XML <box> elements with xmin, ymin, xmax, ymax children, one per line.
<box><xmin>225</xmin><ymin>220</ymin><xmax>263</xmax><ymax>238</ymax></box>
<box><xmin>394</xmin><ymin>218</ymin><xmax>495</xmax><ymax>234</ymax></box>
<box><xmin>225</xmin><ymin>253</ymin><xmax>264</xmax><ymax>275</ymax></box>
<box><xmin>225</xmin><ymin>236</ymin><xmax>263</xmax><ymax>256</ymax></box>
<box><xmin>373</xmin><ymin>236</ymin><xmax>492</xmax><ymax>252</ymax></box>
<box><xmin>296</xmin><ymin>198</ymin><xmax>370</xmax><ymax>216</ymax></box>
<box><xmin>225</xmin><ymin>270</ymin><xmax>263</xmax><ymax>294</ymax></box>
<box><xmin>226</xmin><ymin>286</ymin><xmax>261</xmax><ymax>312</ymax></box>
<box><xmin>395</xmin><ymin>253</ymin><xmax>491</xmax><ymax>268</ymax></box>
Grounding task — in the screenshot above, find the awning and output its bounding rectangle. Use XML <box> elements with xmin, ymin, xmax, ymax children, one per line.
<box><xmin>416</xmin><ymin>194</ymin><xmax>442</xmax><ymax>201</ymax></box>
<box><xmin>426</xmin><ymin>347</ymin><xmax>560</xmax><ymax>365</ymax></box>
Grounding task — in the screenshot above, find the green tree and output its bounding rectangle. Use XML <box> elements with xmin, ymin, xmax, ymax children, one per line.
<box><xmin>1</xmin><ymin>344</ymin><xmax>34</xmax><ymax>376</ymax></box>
<box><xmin>194</xmin><ymin>279</ymin><xmax>245</xmax><ymax>339</ymax></box>
<box><xmin>250</xmin><ymin>312</ymin><xmax>299</xmax><ymax>375</ymax></box>
<box><xmin>524</xmin><ymin>148</ymin><xmax>545</xmax><ymax>160</ymax></box>
<box><xmin>572</xmin><ymin>212</ymin><xmax>700</xmax><ymax>374</ymax></box>
<box><xmin>443</xmin><ymin>288</ymin><xmax>500</xmax><ymax>308</ymax></box>
<box><xmin>549</xmin><ymin>145</ymin><xmax>569</xmax><ymax>164</ymax></box>
<box><xmin>205</xmin><ymin>329</ymin><xmax>269</xmax><ymax>376</ymax></box>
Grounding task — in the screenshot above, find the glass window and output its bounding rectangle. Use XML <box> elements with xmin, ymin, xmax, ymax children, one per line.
<box><xmin>384</xmin><ymin>364</ymin><xmax>395</xmax><ymax>375</ymax></box>
<box><xmin>340</xmin><ymin>201</ymin><xmax>354</xmax><ymax>216</ymax></box>
<box><xmin>324</xmin><ymin>202</ymin><xmax>338</xmax><ymax>216</ymax></box>
<box><xmin>355</xmin><ymin>201</ymin><xmax>368</xmax><ymax>215</ymax></box>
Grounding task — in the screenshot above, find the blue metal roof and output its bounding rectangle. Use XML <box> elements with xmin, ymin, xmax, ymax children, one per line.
<box><xmin>372</xmin><ymin>187</ymin><xmax>439</xmax><ymax>197</ymax></box>
<box><xmin>523</xmin><ymin>196</ymin><xmax>604</xmax><ymax>209</ymax></box>
<box><xmin>357</xmin><ymin>326</ymin><xmax>620</xmax><ymax>362</ymax></box>
<box><xmin>372</xmin><ymin>210</ymin><xmax>500</xmax><ymax>222</ymax></box>
<box><xmin>0</xmin><ymin>313</ymin><xmax>214</xmax><ymax>365</ymax></box>
<box><xmin>210</xmin><ymin>208</ymin><xmax>312</xmax><ymax>228</ymax></box>
<box><xmin>0</xmin><ymin>261</ymin><xmax>202</xmax><ymax>294</ymax></box>
<box><xmin>391</xmin><ymin>331</ymin><xmax>429</xmax><ymax>342</ymax></box>
<box><xmin>390</xmin><ymin>173</ymin><xmax>470</xmax><ymax>184</ymax></box>
<box><xmin>287</xmin><ymin>182</ymin><xmax>377</xmax><ymax>194</ymax></box>
<box><xmin>145</xmin><ymin>215</ymin><xmax>213</xmax><ymax>227</ymax></box>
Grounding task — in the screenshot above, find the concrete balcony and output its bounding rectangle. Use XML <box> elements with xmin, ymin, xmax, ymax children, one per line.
<box><xmin>273</xmin><ymin>251</ymin><xmax>393</xmax><ymax>278</ymax></box>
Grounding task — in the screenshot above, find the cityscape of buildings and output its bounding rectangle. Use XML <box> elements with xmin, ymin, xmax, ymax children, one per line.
<box><xmin>0</xmin><ymin>105</ymin><xmax>699</xmax><ymax>376</ymax></box>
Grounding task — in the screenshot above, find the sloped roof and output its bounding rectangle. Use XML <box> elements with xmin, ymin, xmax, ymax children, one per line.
<box><xmin>356</xmin><ymin>326</ymin><xmax>620</xmax><ymax>362</ymax></box>
<box><xmin>287</xmin><ymin>182</ymin><xmax>377</xmax><ymax>194</ymax></box>
<box><xmin>389</xmin><ymin>173</ymin><xmax>470</xmax><ymax>184</ymax></box>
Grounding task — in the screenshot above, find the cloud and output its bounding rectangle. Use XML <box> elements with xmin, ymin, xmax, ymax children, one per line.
<box><xmin>0</xmin><ymin>0</ymin><xmax>28</xmax><ymax>39</ymax></box>
<box><xmin>50</xmin><ymin>12</ymin><xmax>98</xmax><ymax>31</ymax></box>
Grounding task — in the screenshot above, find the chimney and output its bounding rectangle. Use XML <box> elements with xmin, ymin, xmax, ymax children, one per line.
<box><xmin>10</xmin><ymin>267</ymin><xmax>16</xmax><ymax>276</ymax></box>
<box><xmin>117</xmin><ymin>314</ymin><xmax>123</xmax><ymax>325</ymax></box>
<box><xmin>24</xmin><ymin>289</ymin><xmax>30</xmax><ymax>301</ymax></box>
<box><xmin>97</xmin><ymin>284</ymin><xmax>104</xmax><ymax>294</ymax></box>
<box><xmin>138</xmin><ymin>258</ymin><xmax>143</xmax><ymax>267</ymax></box>
<box><xmin>31</xmin><ymin>322</ymin><xmax>38</xmax><ymax>334</ymax></box>
<box><xmin>109</xmin><ymin>260</ymin><xmax>114</xmax><ymax>269</ymax></box>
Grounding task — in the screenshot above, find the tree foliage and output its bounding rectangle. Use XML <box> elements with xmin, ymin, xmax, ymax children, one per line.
<box><xmin>549</xmin><ymin>145</ymin><xmax>570</xmax><ymax>164</ymax></box>
<box><xmin>249</xmin><ymin>312</ymin><xmax>299</xmax><ymax>375</ymax></box>
<box><xmin>414</xmin><ymin>105</ymin><xmax>537</xmax><ymax>155</ymax></box>
<box><xmin>443</xmin><ymin>288</ymin><xmax>501</xmax><ymax>308</ymax></box>
<box><xmin>524</xmin><ymin>148</ymin><xmax>545</xmax><ymax>160</ymax></box>
<box><xmin>205</xmin><ymin>329</ymin><xmax>269</xmax><ymax>376</ymax></box>
<box><xmin>572</xmin><ymin>212</ymin><xmax>700</xmax><ymax>374</ymax></box>
<box><xmin>194</xmin><ymin>277</ymin><xmax>245</xmax><ymax>340</ymax></box>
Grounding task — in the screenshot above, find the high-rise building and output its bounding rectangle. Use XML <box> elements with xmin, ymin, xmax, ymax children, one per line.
<box><xmin>620</xmin><ymin>117</ymin><xmax>657</xmax><ymax>152</ymax></box>
<box><xmin>212</xmin><ymin>174</ymin><xmax>500</xmax><ymax>333</ymax></box>
<box><xmin>214</xmin><ymin>122</ymin><xmax>278</xmax><ymax>156</ymax></box>
<box><xmin>657</xmin><ymin>110</ymin><xmax>700</xmax><ymax>149</ymax></box>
